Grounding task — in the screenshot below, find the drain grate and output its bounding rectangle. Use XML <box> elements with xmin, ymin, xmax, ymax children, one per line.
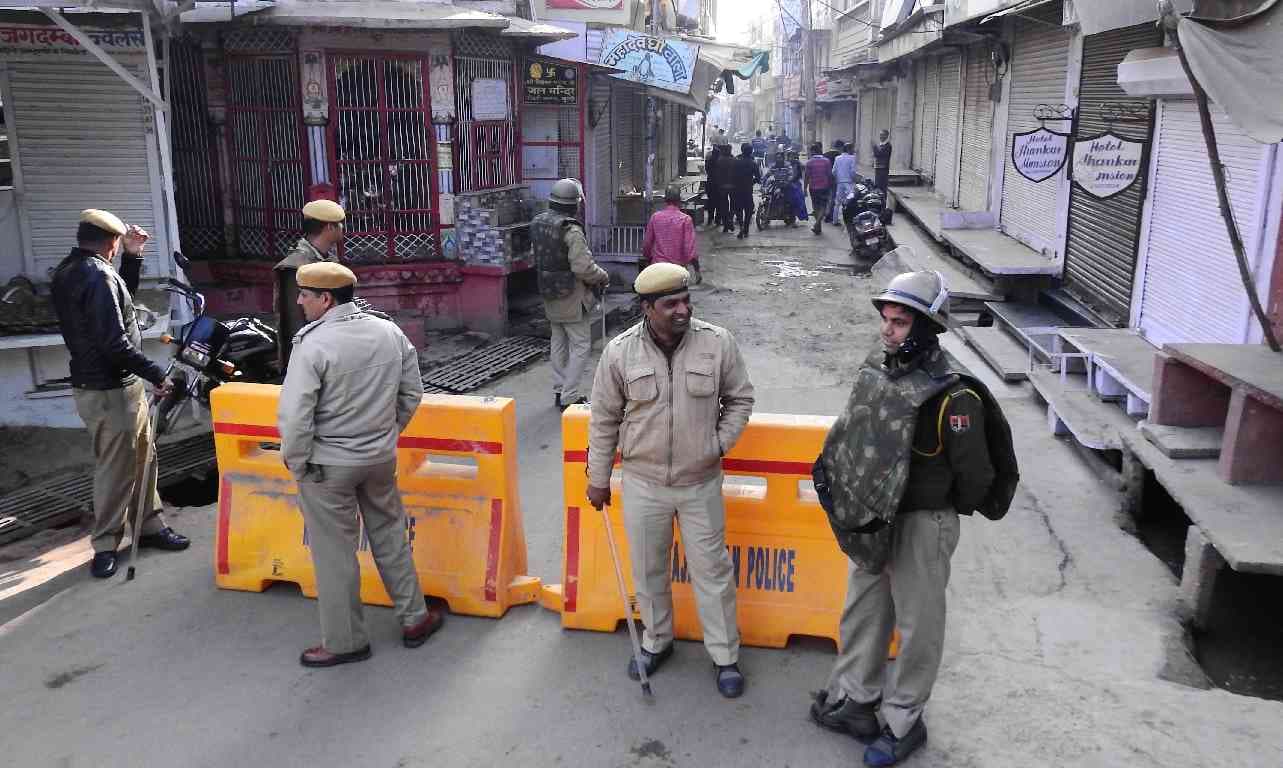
<box><xmin>0</xmin><ymin>433</ymin><xmax>215</xmax><ymax>547</ymax></box>
<box><xmin>421</xmin><ymin>335</ymin><xmax>550</xmax><ymax>394</ymax></box>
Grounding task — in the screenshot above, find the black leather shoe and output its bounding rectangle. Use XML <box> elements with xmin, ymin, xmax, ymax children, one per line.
<box><xmin>299</xmin><ymin>645</ymin><xmax>372</xmax><ymax>668</ymax></box>
<box><xmin>811</xmin><ymin>690</ymin><xmax>881</xmax><ymax>742</ymax></box>
<box><xmin>626</xmin><ymin>644</ymin><xmax>674</xmax><ymax>681</ymax></box>
<box><xmin>138</xmin><ymin>527</ymin><xmax>190</xmax><ymax>551</ymax></box>
<box><xmin>90</xmin><ymin>551</ymin><xmax>117</xmax><ymax>579</ymax></box>
<box><xmin>864</xmin><ymin>720</ymin><xmax>927</xmax><ymax>767</ymax></box>
<box><xmin>715</xmin><ymin>663</ymin><xmax>745</xmax><ymax>698</ymax></box>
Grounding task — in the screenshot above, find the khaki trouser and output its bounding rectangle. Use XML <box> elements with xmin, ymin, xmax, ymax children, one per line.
<box><xmin>825</xmin><ymin>508</ymin><xmax>961</xmax><ymax>738</ymax></box>
<box><xmin>296</xmin><ymin>460</ymin><xmax>428</xmax><ymax>654</ymax></box>
<box><xmin>73</xmin><ymin>379</ymin><xmax>167</xmax><ymax>554</ymax></box>
<box><xmin>622</xmin><ymin>472</ymin><xmax>739</xmax><ymax>666</ymax></box>
<box><xmin>550</xmin><ymin>316</ymin><xmax>593</xmax><ymax>402</ymax></box>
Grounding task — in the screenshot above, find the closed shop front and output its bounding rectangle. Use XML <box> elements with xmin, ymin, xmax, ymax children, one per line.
<box><xmin>916</xmin><ymin>56</ymin><xmax>939</xmax><ymax>180</ymax></box>
<box><xmin>5</xmin><ymin>59</ymin><xmax>167</xmax><ymax>278</ymax></box>
<box><xmin>958</xmin><ymin>44</ymin><xmax>995</xmax><ymax>212</ymax></box>
<box><xmin>999</xmin><ymin>6</ymin><xmax>1071</xmax><ymax>255</ymax></box>
<box><xmin>1062</xmin><ymin>22</ymin><xmax>1160</xmax><ymax>324</ymax></box>
<box><xmin>1136</xmin><ymin>99</ymin><xmax>1279</xmax><ymax>346</ymax></box>
<box><xmin>933</xmin><ymin>51</ymin><xmax>962</xmax><ymax>204</ymax></box>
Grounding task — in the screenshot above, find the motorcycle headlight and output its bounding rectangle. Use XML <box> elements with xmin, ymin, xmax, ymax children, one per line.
<box><xmin>181</xmin><ymin>347</ymin><xmax>211</xmax><ymax>369</ymax></box>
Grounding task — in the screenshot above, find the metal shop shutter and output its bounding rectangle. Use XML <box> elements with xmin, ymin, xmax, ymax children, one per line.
<box><xmin>958</xmin><ymin>45</ymin><xmax>995</xmax><ymax>212</ymax></box>
<box><xmin>611</xmin><ymin>83</ymin><xmax>641</xmax><ymax>194</ymax></box>
<box><xmin>999</xmin><ymin>11</ymin><xmax>1071</xmax><ymax>254</ymax></box>
<box><xmin>933</xmin><ymin>51</ymin><xmax>962</xmax><ymax>204</ymax></box>
<box><xmin>912</xmin><ymin>58</ymin><xmax>927</xmax><ymax>171</ymax></box>
<box><xmin>858</xmin><ymin>89</ymin><xmax>874</xmax><ymax>175</ymax></box>
<box><xmin>919</xmin><ymin>57</ymin><xmax>939</xmax><ymax>181</ymax></box>
<box><xmin>589</xmin><ymin>78</ymin><xmax>613</xmax><ymax>225</ymax></box>
<box><xmin>1137</xmin><ymin>99</ymin><xmax>1271</xmax><ymax>346</ymax></box>
<box><xmin>9</xmin><ymin>60</ymin><xmax>164</xmax><ymax>279</ymax></box>
<box><xmin>1062</xmin><ymin>22</ymin><xmax>1161</xmax><ymax>324</ymax></box>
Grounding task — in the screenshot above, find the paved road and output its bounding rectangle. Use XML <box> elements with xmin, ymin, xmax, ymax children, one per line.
<box><xmin>3</xmin><ymin>222</ymin><xmax>1282</xmax><ymax>768</ymax></box>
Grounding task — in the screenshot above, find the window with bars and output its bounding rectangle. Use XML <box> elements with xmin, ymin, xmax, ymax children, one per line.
<box><xmin>169</xmin><ymin>38</ymin><xmax>226</xmax><ymax>260</ymax></box>
<box><xmin>454</xmin><ymin>54</ymin><xmax>520</xmax><ymax>192</ymax></box>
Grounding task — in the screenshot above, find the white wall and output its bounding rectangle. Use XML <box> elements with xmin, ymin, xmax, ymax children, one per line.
<box><xmin>0</xmin><ymin>339</ymin><xmax>169</xmax><ymax>428</ymax></box>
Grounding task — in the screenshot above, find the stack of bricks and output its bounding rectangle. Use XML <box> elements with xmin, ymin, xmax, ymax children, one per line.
<box><xmin>455</xmin><ymin>185</ymin><xmax>533</xmax><ymax>266</ymax></box>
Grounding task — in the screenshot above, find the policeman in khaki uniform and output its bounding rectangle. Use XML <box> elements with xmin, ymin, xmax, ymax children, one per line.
<box><xmin>810</xmin><ymin>271</ymin><xmax>1016</xmax><ymax>767</ymax></box>
<box><xmin>533</xmin><ymin>178</ymin><xmax>610</xmax><ymax>410</ymax></box>
<box><xmin>278</xmin><ymin>262</ymin><xmax>442</xmax><ymax>668</ymax></box>
<box><xmin>275</xmin><ymin>200</ymin><xmax>346</xmax><ymax>370</ymax></box>
<box><xmin>587</xmin><ymin>263</ymin><xmax>756</xmax><ymax>698</ymax></box>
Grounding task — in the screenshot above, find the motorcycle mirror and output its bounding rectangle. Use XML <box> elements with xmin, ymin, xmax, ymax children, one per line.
<box><xmin>135</xmin><ymin>305</ymin><xmax>158</xmax><ymax>332</ymax></box>
<box><xmin>173</xmin><ymin>251</ymin><xmax>191</xmax><ymax>271</ymax></box>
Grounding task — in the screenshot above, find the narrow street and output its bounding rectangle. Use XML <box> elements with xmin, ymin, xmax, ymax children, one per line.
<box><xmin>2</xmin><ymin>219</ymin><xmax>1282</xmax><ymax>768</ymax></box>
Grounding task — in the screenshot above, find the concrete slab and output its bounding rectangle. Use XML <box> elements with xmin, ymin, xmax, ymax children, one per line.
<box><xmin>960</xmin><ymin>325</ymin><xmax>1030</xmax><ymax>381</ymax></box>
<box><xmin>1166</xmin><ymin>344</ymin><xmax>1283</xmax><ymax>411</ymax></box>
<box><xmin>1029</xmin><ymin>367</ymin><xmax>1140</xmax><ymax>451</ymax></box>
<box><xmin>1060</xmin><ymin>328</ymin><xmax>1161</xmax><ymax>401</ymax></box>
<box><xmin>942</xmin><ymin>228</ymin><xmax>1061</xmax><ymax>277</ymax></box>
<box><xmin>889</xmin><ymin>188</ymin><xmax>948</xmax><ymax>241</ymax></box>
<box><xmin>884</xmin><ymin>219</ymin><xmax>1003</xmax><ymax>302</ymax></box>
<box><xmin>1140</xmin><ymin>421</ymin><xmax>1223</xmax><ymax>459</ymax></box>
<box><xmin>1122</xmin><ymin>429</ymin><xmax>1283</xmax><ymax>575</ymax></box>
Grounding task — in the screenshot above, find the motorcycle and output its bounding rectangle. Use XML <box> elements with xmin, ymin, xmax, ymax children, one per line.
<box><xmin>153</xmin><ymin>253</ymin><xmax>280</xmax><ymax>435</ymax></box>
<box><xmin>843</xmin><ymin>194</ymin><xmax>890</xmax><ymax>268</ymax></box>
<box><xmin>848</xmin><ymin>176</ymin><xmax>894</xmax><ymax>226</ymax></box>
<box><xmin>756</xmin><ymin>172</ymin><xmax>797</xmax><ymax>230</ymax></box>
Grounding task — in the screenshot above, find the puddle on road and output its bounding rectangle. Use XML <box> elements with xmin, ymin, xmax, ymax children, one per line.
<box><xmin>761</xmin><ymin>260</ymin><xmax>820</xmax><ymax>278</ymax></box>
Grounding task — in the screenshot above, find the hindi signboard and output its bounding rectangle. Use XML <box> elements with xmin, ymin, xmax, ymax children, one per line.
<box><xmin>1011</xmin><ymin>127</ymin><xmax>1070</xmax><ymax>183</ymax></box>
<box><xmin>525</xmin><ymin>58</ymin><xmax>578</xmax><ymax>105</ymax></box>
<box><xmin>598</xmin><ymin>28</ymin><xmax>698</xmax><ymax>94</ymax></box>
<box><xmin>1072</xmin><ymin>132</ymin><xmax>1146</xmax><ymax>200</ymax></box>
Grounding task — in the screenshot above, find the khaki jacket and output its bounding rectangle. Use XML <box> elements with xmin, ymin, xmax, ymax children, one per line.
<box><xmin>544</xmin><ymin>225</ymin><xmax>609</xmax><ymax>324</ymax></box>
<box><xmin>589</xmin><ymin>318</ymin><xmax>755</xmax><ymax>488</ymax></box>
<box><xmin>274</xmin><ymin>238</ymin><xmax>333</xmax><ymax>369</ymax></box>
<box><xmin>277</xmin><ymin>303</ymin><xmax>423</xmax><ymax>479</ymax></box>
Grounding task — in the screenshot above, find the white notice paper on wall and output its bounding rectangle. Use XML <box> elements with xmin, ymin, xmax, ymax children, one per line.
<box><xmin>472</xmin><ymin>78</ymin><xmax>510</xmax><ymax>121</ymax></box>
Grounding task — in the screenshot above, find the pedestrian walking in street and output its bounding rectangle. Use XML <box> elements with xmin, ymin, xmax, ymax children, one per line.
<box><xmin>732</xmin><ymin>142</ymin><xmax>762</xmax><ymax>239</ymax></box>
<box><xmin>278</xmin><ymin>262</ymin><xmax>442</xmax><ymax>668</ymax></box>
<box><xmin>586</xmin><ymin>263</ymin><xmax>756</xmax><ymax>699</ymax></box>
<box><xmin>704</xmin><ymin>144</ymin><xmax>724</xmax><ymax>229</ymax></box>
<box><xmin>642</xmin><ymin>183</ymin><xmax>700</xmax><ymax>282</ymax></box>
<box><xmin>751</xmin><ymin>130</ymin><xmax>768</xmax><ymax>173</ymax></box>
<box><xmin>716</xmin><ymin>143</ymin><xmax>738</xmax><ymax>233</ymax></box>
<box><xmin>804</xmin><ymin>142</ymin><xmax>833</xmax><ymax>235</ymax></box>
<box><xmin>534</xmin><ymin>179</ymin><xmax>611</xmax><ymax>411</ymax></box>
<box><xmin>51</xmin><ymin>210</ymin><xmax>190</xmax><ymax>579</ymax></box>
<box><xmin>809</xmin><ymin>270</ymin><xmax>1018</xmax><ymax>766</ymax></box>
<box><xmin>274</xmin><ymin>200</ymin><xmax>345</xmax><ymax>371</ymax></box>
<box><xmin>832</xmin><ymin>143</ymin><xmax>859</xmax><ymax>227</ymax></box>
<box><xmin>872</xmin><ymin>130</ymin><xmax>893</xmax><ymax>192</ymax></box>
<box><xmin>825</xmin><ymin>141</ymin><xmax>845</xmax><ymax>223</ymax></box>
<box><xmin>786</xmin><ymin>150</ymin><xmax>809</xmax><ymax>225</ymax></box>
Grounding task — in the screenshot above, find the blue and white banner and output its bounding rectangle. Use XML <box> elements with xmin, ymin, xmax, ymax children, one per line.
<box><xmin>598</xmin><ymin>28</ymin><xmax>699</xmax><ymax>94</ymax></box>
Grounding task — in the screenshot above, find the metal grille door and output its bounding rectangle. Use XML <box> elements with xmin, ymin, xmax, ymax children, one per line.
<box><xmin>454</xmin><ymin>53</ymin><xmax>519</xmax><ymax>192</ymax></box>
<box><xmin>330</xmin><ymin>55</ymin><xmax>439</xmax><ymax>264</ymax></box>
<box><xmin>225</xmin><ymin>55</ymin><xmax>309</xmax><ymax>261</ymax></box>
<box><xmin>169</xmin><ymin>38</ymin><xmax>225</xmax><ymax>260</ymax></box>
<box><xmin>1062</xmin><ymin>23</ymin><xmax>1160</xmax><ymax>324</ymax></box>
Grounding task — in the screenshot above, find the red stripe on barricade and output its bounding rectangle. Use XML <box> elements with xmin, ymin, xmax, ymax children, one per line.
<box><xmin>564</xmin><ymin>450</ymin><xmax>587</xmax><ymax>463</ymax></box>
<box><xmin>214</xmin><ymin>422</ymin><xmax>279</xmax><ymax>438</ymax></box>
<box><xmin>484</xmin><ymin>499</ymin><xmax>503</xmax><ymax>602</ymax></box>
<box><xmin>399</xmin><ymin>436</ymin><xmax>504</xmax><ymax>454</ymax></box>
<box><xmin>564</xmin><ymin>506</ymin><xmax>581</xmax><ymax>613</ymax></box>
<box><xmin>216</xmin><ymin>478</ymin><xmax>231</xmax><ymax>575</ymax></box>
<box><xmin>722</xmin><ymin>458</ymin><xmax>814</xmax><ymax>475</ymax></box>
<box><xmin>213</xmin><ymin>423</ymin><xmax>503</xmax><ymax>455</ymax></box>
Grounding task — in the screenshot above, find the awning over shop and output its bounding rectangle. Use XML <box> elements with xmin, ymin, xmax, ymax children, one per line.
<box><xmin>1071</xmin><ymin>0</ymin><xmax>1190</xmax><ymax>35</ymax></box>
<box><xmin>876</xmin><ymin>3</ymin><xmax>943</xmax><ymax>63</ymax></box>
<box><xmin>501</xmin><ymin>16</ymin><xmax>579</xmax><ymax>42</ymax></box>
<box><xmin>1177</xmin><ymin>0</ymin><xmax>1283</xmax><ymax>143</ymax></box>
<box><xmin>230</xmin><ymin>1</ymin><xmax>509</xmax><ymax>29</ymax></box>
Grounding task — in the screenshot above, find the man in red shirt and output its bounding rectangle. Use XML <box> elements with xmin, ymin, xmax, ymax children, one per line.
<box><xmin>804</xmin><ymin>142</ymin><xmax>833</xmax><ymax>235</ymax></box>
<box><xmin>642</xmin><ymin>184</ymin><xmax>701</xmax><ymax>282</ymax></box>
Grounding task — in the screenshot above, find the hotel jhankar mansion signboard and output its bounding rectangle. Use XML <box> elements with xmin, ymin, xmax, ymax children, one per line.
<box><xmin>1011</xmin><ymin>127</ymin><xmax>1070</xmax><ymax>183</ymax></box>
<box><xmin>1072</xmin><ymin>132</ymin><xmax>1146</xmax><ymax>199</ymax></box>
<box><xmin>598</xmin><ymin>28</ymin><xmax>698</xmax><ymax>94</ymax></box>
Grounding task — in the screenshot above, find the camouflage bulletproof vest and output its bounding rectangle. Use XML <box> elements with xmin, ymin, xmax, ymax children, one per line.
<box><xmin>532</xmin><ymin>210</ymin><xmax>580</xmax><ymax>301</ymax></box>
<box><xmin>818</xmin><ymin>347</ymin><xmax>957</xmax><ymax>571</ymax></box>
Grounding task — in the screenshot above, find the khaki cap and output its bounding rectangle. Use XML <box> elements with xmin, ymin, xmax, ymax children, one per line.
<box><xmin>634</xmin><ymin>262</ymin><xmax>689</xmax><ymax>298</ymax></box>
<box><xmin>80</xmin><ymin>209</ymin><xmax>127</xmax><ymax>236</ymax></box>
<box><xmin>302</xmin><ymin>199</ymin><xmax>346</xmax><ymax>223</ymax></box>
<box><xmin>297</xmin><ymin>262</ymin><xmax>357</xmax><ymax>290</ymax></box>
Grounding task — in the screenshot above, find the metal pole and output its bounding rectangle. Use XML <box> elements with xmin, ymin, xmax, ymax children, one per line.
<box><xmin>644</xmin><ymin>0</ymin><xmax>661</xmax><ymax>220</ymax></box>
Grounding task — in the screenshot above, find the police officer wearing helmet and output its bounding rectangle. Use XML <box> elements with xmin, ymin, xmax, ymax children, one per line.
<box><xmin>533</xmin><ymin>178</ymin><xmax>610</xmax><ymax>410</ymax></box>
<box><xmin>278</xmin><ymin>262</ymin><xmax>442</xmax><ymax>668</ymax></box>
<box><xmin>587</xmin><ymin>263</ymin><xmax>756</xmax><ymax>699</ymax></box>
<box><xmin>51</xmin><ymin>210</ymin><xmax>191</xmax><ymax>579</ymax></box>
<box><xmin>275</xmin><ymin>199</ymin><xmax>346</xmax><ymax>371</ymax></box>
<box><xmin>809</xmin><ymin>271</ymin><xmax>1017</xmax><ymax>767</ymax></box>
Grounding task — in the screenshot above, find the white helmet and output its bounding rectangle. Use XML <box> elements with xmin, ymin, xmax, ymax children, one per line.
<box><xmin>872</xmin><ymin>270</ymin><xmax>950</xmax><ymax>329</ymax></box>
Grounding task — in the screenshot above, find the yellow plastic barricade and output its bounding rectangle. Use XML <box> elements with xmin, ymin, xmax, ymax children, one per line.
<box><xmin>211</xmin><ymin>383</ymin><xmax>539</xmax><ymax>618</ymax></box>
<box><xmin>542</xmin><ymin>406</ymin><xmax>898</xmax><ymax>655</ymax></box>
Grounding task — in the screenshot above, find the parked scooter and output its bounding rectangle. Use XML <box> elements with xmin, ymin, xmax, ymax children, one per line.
<box><xmin>843</xmin><ymin>194</ymin><xmax>890</xmax><ymax>269</ymax></box>
<box><xmin>848</xmin><ymin>176</ymin><xmax>894</xmax><ymax>226</ymax></box>
<box><xmin>153</xmin><ymin>253</ymin><xmax>280</xmax><ymax>435</ymax></box>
